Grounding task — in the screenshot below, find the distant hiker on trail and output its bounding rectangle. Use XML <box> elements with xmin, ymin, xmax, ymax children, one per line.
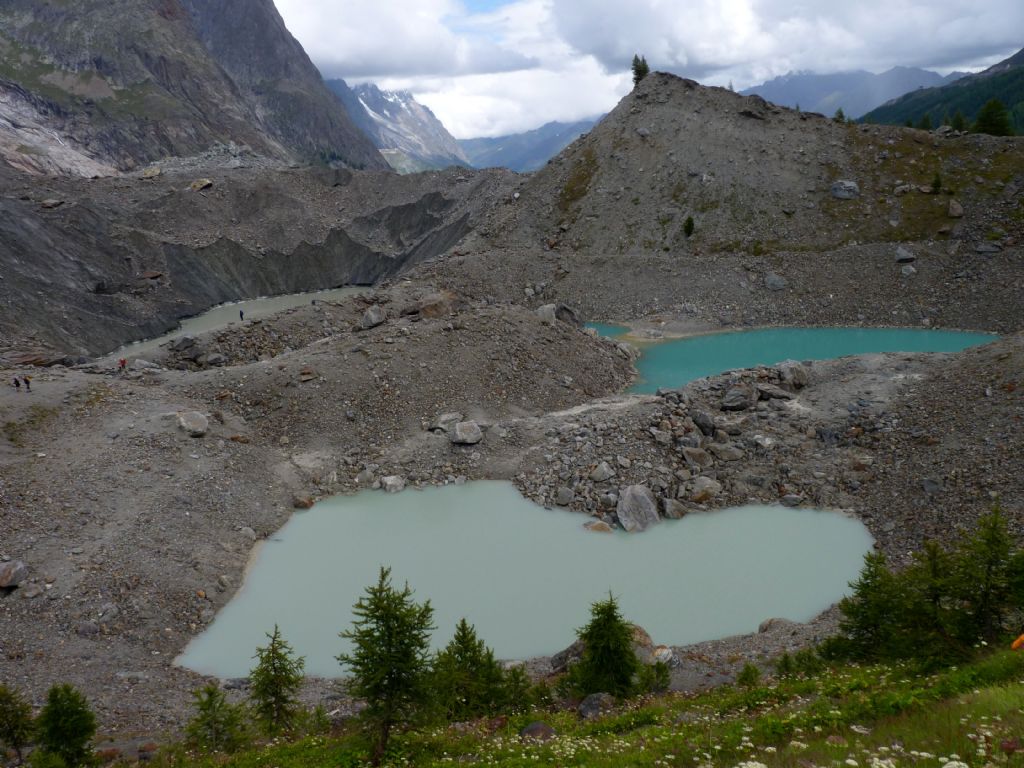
<box><xmin>22</xmin><ymin>375</ymin><xmax>31</xmax><ymax>392</ymax></box>
<box><xmin>13</xmin><ymin>377</ymin><xmax>20</xmax><ymax>391</ymax></box>
<box><xmin>118</xmin><ymin>358</ymin><xmax>127</xmax><ymax>374</ymax></box>
<box><xmin>239</xmin><ymin>309</ymin><xmax>245</xmax><ymax>321</ymax></box>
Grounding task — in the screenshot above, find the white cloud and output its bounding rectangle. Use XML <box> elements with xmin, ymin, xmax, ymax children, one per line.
<box><xmin>274</xmin><ymin>0</ymin><xmax>535</xmax><ymax>79</ymax></box>
<box><xmin>549</xmin><ymin>0</ymin><xmax>1024</xmax><ymax>87</ymax></box>
<box><xmin>273</xmin><ymin>0</ymin><xmax>1024</xmax><ymax>137</ymax></box>
<box><xmin>381</xmin><ymin>58</ymin><xmax>629</xmax><ymax>138</ymax></box>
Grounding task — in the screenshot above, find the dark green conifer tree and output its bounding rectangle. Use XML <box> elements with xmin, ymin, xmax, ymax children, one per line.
<box><xmin>569</xmin><ymin>593</ymin><xmax>639</xmax><ymax>697</ymax></box>
<box><xmin>35</xmin><ymin>684</ymin><xmax>96</xmax><ymax>768</ymax></box>
<box><xmin>250</xmin><ymin>624</ymin><xmax>306</xmax><ymax>734</ymax></box>
<box><xmin>186</xmin><ymin>682</ymin><xmax>248</xmax><ymax>753</ymax></box>
<box><xmin>631</xmin><ymin>54</ymin><xmax>650</xmax><ymax>87</ymax></box>
<box><xmin>974</xmin><ymin>99</ymin><xmax>1013</xmax><ymax>136</ymax></box>
<box><xmin>0</xmin><ymin>684</ymin><xmax>33</xmax><ymax>765</ymax></box>
<box><xmin>432</xmin><ymin>618</ymin><xmax>508</xmax><ymax>720</ymax></box>
<box><xmin>339</xmin><ymin>567</ymin><xmax>434</xmax><ymax>765</ymax></box>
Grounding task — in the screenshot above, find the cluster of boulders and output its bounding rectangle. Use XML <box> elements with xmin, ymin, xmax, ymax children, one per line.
<box><xmin>514</xmin><ymin>360</ymin><xmax>822</xmax><ymax>531</ymax></box>
<box><xmin>163</xmin><ymin>334</ymin><xmax>228</xmax><ymax>368</ymax></box>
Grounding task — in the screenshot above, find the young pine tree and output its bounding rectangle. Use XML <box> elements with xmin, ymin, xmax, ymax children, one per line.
<box><xmin>953</xmin><ymin>506</ymin><xmax>1014</xmax><ymax>643</ymax></box>
<box><xmin>432</xmin><ymin>618</ymin><xmax>508</xmax><ymax>721</ymax></box>
<box><xmin>569</xmin><ymin>593</ymin><xmax>639</xmax><ymax>698</ymax></box>
<box><xmin>833</xmin><ymin>107</ymin><xmax>846</xmax><ymax>123</ymax></box>
<box><xmin>339</xmin><ymin>567</ymin><xmax>434</xmax><ymax>765</ymax></box>
<box><xmin>737</xmin><ymin>662</ymin><xmax>761</xmax><ymax>688</ymax></box>
<box><xmin>186</xmin><ymin>682</ymin><xmax>248</xmax><ymax>754</ymax></box>
<box><xmin>250</xmin><ymin>624</ymin><xmax>306</xmax><ymax>735</ymax></box>
<box><xmin>835</xmin><ymin>551</ymin><xmax>908</xmax><ymax>660</ymax></box>
<box><xmin>951</xmin><ymin>109</ymin><xmax>967</xmax><ymax>132</ymax></box>
<box><xmin>34</xmin><ymin>684</ymin><xmax>96</xmax><ymax>768</ymax></box>
<box><xmin>0</xmin><ymin>684</ymin><xmax>34</xmax><ymax>765</ymax></box>
<box><xmin>631</xmin><ymin>54</ymin><xmax>650</xmax><ymax>87</ymax></box>
<box><xmin>902</xmin><ymin>540</ymin><xmax>962</xmax><ymax>661</ymax></box>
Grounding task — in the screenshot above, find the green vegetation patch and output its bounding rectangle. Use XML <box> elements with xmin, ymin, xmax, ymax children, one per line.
<box><xmin>558</xmin><ymin>146</ymin><xmax>599</xmax><ymax>214</ymax></box>
<box><xmin>3</xmin><ymin>404</ymin><xmax>58</xmax><ymax>446</ymax></box>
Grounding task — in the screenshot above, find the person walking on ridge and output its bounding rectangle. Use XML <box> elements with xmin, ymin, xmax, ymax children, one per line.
<box><xmin>22</xmin><ymin>375</ymin><xmax>31</xmax><ymax>392</ymax></box>
<box><xmin>239</xmin><ymin>309</ymin><xmax>245</xmax><ymax>322</ymax></box>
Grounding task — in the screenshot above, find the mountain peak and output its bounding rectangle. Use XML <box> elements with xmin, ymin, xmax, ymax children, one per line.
<box><xmin>327</xmin><ymin>80</ymin><xmax>469</xmax><ymax>173</ymax></box>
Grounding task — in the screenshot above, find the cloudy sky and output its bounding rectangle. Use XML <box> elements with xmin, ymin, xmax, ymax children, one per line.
<box><xmin>274</xmin><ymin>0</ymin><xmax>1024</xmax><ymax>138</ymax></box>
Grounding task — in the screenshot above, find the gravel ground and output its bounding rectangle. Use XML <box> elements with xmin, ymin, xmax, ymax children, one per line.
<box><xmin>2</xmin><ymin>278</ymin><xmax>1019</xmax><ymax>751</ymax></box>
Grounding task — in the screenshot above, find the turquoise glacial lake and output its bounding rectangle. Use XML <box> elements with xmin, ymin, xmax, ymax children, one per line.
<box><xmin>177</xmin><ymin>482</ymin><xmax>872</xmax><ymax>678</ymax></box>
<box><xmin>591</xmin><ymin>326</ymin><xmax>995</xmax><ymax>394</ymax></box>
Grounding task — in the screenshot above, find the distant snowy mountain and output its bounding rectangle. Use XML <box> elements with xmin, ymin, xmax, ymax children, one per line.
<box><xmin>459</xmin><ymin>119</ymin><xmax>601</xmax><ymax>172</ymax></box>
<box><xmin>743</xmin><ymin>67</ymin><xmax>963</xmax><ymax>119</ymax></box>
<box><xmin>326</xmin><ymin>80</ymin><xmax>469</xmax><ymax>173</ymax></box>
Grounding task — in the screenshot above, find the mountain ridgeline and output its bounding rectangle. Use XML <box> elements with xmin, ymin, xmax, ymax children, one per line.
<box><xmin>458</xmin><ymin>119</ymin><xmax>601</xmax><ymax>172</ymax></box>
<box><xmin>326</xmin><ymin>80</ymin><xmax>470</xmax><ymax>173</ymax></box>
<box><xmin>742</xmin><ymin>67</ymin><xmax>962</xmax><ymax>119</ymax></box>
<box><xmin>862</xmin><ymin>47</ymin><xmax>1024</xmax><ymax>132</ymax></box>
<box><xmin>0</xmin><ymin>0</ymin><xmax>387</xmax><ymax>174</ymax></box>
<box><xmin>326</xmin><ymin>79</ymin><xmax>599</xmax><ymax>174</ymax></box>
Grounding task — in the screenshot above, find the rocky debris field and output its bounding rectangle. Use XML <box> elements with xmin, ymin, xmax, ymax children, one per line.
<box><xmin>423</xmin><ymin>241</ymin><xmax>1023</xmax><ymax>335</ymax></box>
<box><xmin>1</xmin><ymin>73</ymin><xmax>1022</xmax><ymax>755</ymax></box>
<box><xmin>0</xmin><ymin>275</ymin><xmax>1021</xmax><ymax>748</ymax></box>
<box><xmin>0</xmin><ymin>286</ymin><xmax>631</xmax><ymax>747</ymax></box>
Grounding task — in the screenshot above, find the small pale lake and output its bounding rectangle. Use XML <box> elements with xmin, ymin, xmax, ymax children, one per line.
<box><xmin>591</xmin><ymin>325</ymin><xmax>995</xmax><ymax>394</ymax></box>
<box><xmin>108</xmin><ymin>285</ymin><xmax>362</xmax><ymax>360</ymax></box>
<box><xmin>178</xmin><ymin>482</ymin><xmax>873</xmax><ymax>678</ymax></box>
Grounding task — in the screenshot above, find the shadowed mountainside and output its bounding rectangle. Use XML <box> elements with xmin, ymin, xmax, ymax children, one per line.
<box><xmin>0</xmin><ymin>0</ymin><xmax>387</xmax><ymax>173</ymax></box>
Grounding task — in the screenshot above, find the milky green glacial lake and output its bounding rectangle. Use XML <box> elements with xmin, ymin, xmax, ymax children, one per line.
<box><xmin>592</xmin><ymin>326</ymin><xmax>995</xmax><ymax>394</ymax></box>
<box><xmin>178</xmin><ymin>482</ymin><xmax>872</xmax><ymax>678</ymax></box>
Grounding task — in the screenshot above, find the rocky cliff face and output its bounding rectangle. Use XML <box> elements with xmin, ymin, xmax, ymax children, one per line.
<box><xmin>327</xmin><ymin>80</ymin><xmax>469</xmax><ymax>173</ymax></box>
<box><xmin>0</xmin><ymin>163</ymin><xmax>514</xmax><ymax>356</ymax></box>
<box><xmin>0</xmin><ymin>0</ymin><xmax>387</xmax><ymax>174</ymax></box>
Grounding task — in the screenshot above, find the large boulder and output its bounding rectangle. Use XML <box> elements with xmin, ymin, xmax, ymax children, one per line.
<box><xmin>830</xmin><ymin>180</ymin><xmax>860</xmax><ymax>199</ymax></box>
<box><xmin>616</xmin><ymin>485</ymin><xmax>660</xmax><ymax>532</ymax></box>
<box><xmin>689</xmin><ymin>408</ymin><xmax>716</xmax><ymax>436</ymax></box>
<box><xmin>681</xmin><ymin>446</ymin><xmax>713</xmax><ymax>468</ymax></box>
<box><xmin>708</xmin><ymin>443</ymin><xmax>745</xmax><ymax>461</ymax></box>
<box><xmin>0</xmin><ymin>560</ymin><xmax>28</xmax><ymax>589</ymax></box>
<box><xmin>359</xmin><ymin>305</ymin><xmax>387</xmax><ymax>330</ymax></box>
<box><xmin>177</xmin><ymin>411</ymin><xmax>209</xmax><ymax>437</ymax></box>
<box><xmin>777</xmin><ymin>360</ymin><xmax>809</xmax><ymax>389</ymax></box>
<box><xmin>429</xmin><ymin>412</ymin><xmax>464</xmax><ymax>432</ymax></box>
<box><xmin>382</xmin><ymin>476</ymin><xmax>406</xmax><ymax>493</ymax></box>
<box><xmin>721</xmin><ymin>383</ymin><xmax>756</xmax><ymax>411</ymax></box>
<box><xmin>450</xmin><ymin>421</ymin><xmax>483</xmax><ymax>445</ymax></box>
<box><xmin>662</xmin><ymin>498</ymin><xmax>687</xmax><ymax>519</ymax></box>
<box><xmin>690</xmin><ymin>476</ymin><xmax>722</xmax><ymax>503</ymax></box>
